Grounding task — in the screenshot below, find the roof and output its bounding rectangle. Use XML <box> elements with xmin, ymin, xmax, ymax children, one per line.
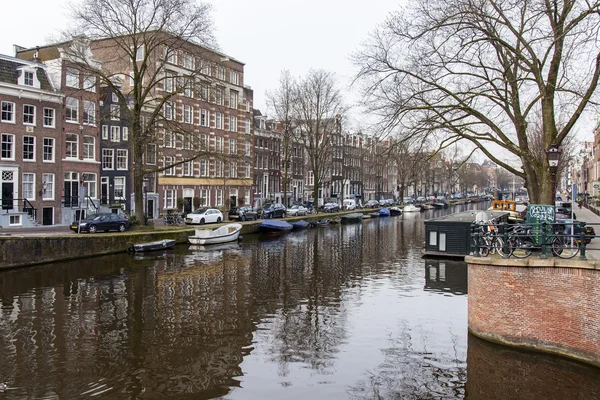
<box><xmin>0</xmin><ymin>54</ymin><xmax>54</xmax><ymax>91</ymax></box>
<box><xmin>425</xmin><ymin>210</ymin><xmax>509</xmax><ymax>224</ymax></box>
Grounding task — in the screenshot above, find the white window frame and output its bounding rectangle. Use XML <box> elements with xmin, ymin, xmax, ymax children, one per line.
<box><xmin>1</xmin><ymin>133</ymin><xmax>15</xmax><ymax>160</ymax></box>
<box><xmin>24</xmin><ymin>71</ymin><xmax>34</xmax><ymax>86</ymax></box>
<box><xmin>116</xmin><ymin>149</ymin><xmax>128</xmax><ymax>170</ymax></box>
<box><xmin>66</xmin><ymin>97</ymin><xmax>78</xmax><ymax>123</ymax></box>
<box><xmin>23</xmin><ymin>104</ymin><xmax>36</xmax><ymax>125</ymax></box>
<box><xmin>102</xmin><ymin>125</ymin><xmax>109</xmax><ymax>140</ymax></box>
<box><xmin>111</xmin><ymin>126</ymin><xmax>120</xmax><ymax>142</ymax></box>
<box><xmin>1</xmin><ymin>101</ymin><xmax>15</xmax><ymax>123</ymax></box>
<box><xmin>22</xmin><ymin>135</ymin><xmax>35</xmax><ymax>161</ymax></box>
<box><xmin>102</xmin><ymin>148</ymin><xmax>114</xmax><ymax>170</ymax></box>
<box><xmin>83</xmin><ymin>74</ymin><xmax>96</xmax><ymax>92</ymax></box>
<box><xmin>110</xmin><ymin>104</ymin><xmax>120</xmax><ymax>120</ymax></box>
<box><xmin>123</xmin><ymin>127</ymin><xmax>129</xmax><ymax>141</ymax></box>
<box><xmin>65</xmin><ymin>133</ymin><xmax>78</xmax><ymax>159</ymax></box>
<box><xmin>229</xmin><ymin>90</ymin><xmax>238</xmax><ymax>109</ymax></box>
<box><xmin>146</xmin><ymin>144</ymin><xmax>156</xmax><ymax>165</ymax></box>
<box><xmin>201</xmin><ymin>109</ymin><xmax>208</xmax><ymax>127</ymax></box>
<box><xmin>135</xmin><ymin>45</ymin><xmax>145</xmax><ymax>61</ymax></box>
<box><xmin>164</xmin><ymin>189</ymin><xmax>176</xmax><ymax>209</ymax></box>
<box><xmin>83</xmin><ymin>101</ymin><xmax>96</xmax><ymax>125</ymax></box>
<box><xmin>42</xmin><ymin>173</ymin><xmax>54</xmax><ymax>201</ymax></box>
<box><xmin>43</xmin><ymin>108</ymin><xmax>55</xmax><ymax>128</ymax></box>
<box><xmin>215</xmin><ymin>112</ymin><xmax>223</xmax><ymax>130</ymax></box>
<box><xmin>114</xmin><ymin>177</ymin><xmax>126</xmax><ymax>200</ymax></box>
<box><xmin>183</xmin><ymin>161</ymin><xmax>192</xmax><ymax>176</ymax></box>
<box><xmin>22</xmin><ymin>172</ymin><xmax>35</xmax><ymax>200</ymax></box>
<box><xmin>43</xmin><ymin>137</ymin><xmax>55</xmax><ymax>162</ymax></box>
<box><xmin>66</xmin><ymin>68</ymin><xmax>79</xmax><ymax>88</ymax></box>
<box><xmin>230</xmin><ymin>71</ymin><xmax>238</xmax><ymax>85</ymax></box>
<box><xmin>83</xmin><ymin>136</ymin><xmax>95</xmax><ymax>160</ymax></box>
<box><xmin>229</xmin><ymin>115</ymin><xmax>237</xmax><ymax>132</ymax></box>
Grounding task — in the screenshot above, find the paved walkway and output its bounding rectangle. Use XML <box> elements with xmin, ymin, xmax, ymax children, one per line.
<box><xmin>575</xmin><ymin>204</ymin><xmax>600</xmax><ymax>260</ymax></box>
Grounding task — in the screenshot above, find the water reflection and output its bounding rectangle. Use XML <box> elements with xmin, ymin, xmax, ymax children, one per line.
<box><xmin>0</xmin><ymin>205</ymin><xmax>598</xmax><ymax>399</ymax></box>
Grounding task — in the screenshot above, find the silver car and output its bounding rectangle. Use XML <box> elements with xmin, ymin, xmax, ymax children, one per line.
<box><xmin>286</xmin><ymin>205</ymin><xmax>308</xmax><ymax>216</ymax></box>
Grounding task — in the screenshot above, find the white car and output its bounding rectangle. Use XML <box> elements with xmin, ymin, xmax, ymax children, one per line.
<box><xmin>287</xmin><ymin>205</ymin><xmax>308</xmax><ymax>216</ymax></box>
<box><xmin>185</xmin><ymin>208</ymin><xmax>223</xmax><ymax>225</ymax></box>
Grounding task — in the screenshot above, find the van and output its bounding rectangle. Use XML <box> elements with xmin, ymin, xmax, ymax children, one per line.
<box><xmin>343</xmin><ymin>199</ymin><xmax>357</xmax><ymax>210</ymax></box>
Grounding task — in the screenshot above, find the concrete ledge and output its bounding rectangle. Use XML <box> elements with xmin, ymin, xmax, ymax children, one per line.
<box><xmin>466</xmin><ymin>255</ymin><xmax>600</xmax><ymax>269</ymax></box>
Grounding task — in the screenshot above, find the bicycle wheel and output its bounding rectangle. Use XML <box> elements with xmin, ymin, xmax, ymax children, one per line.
<box><xmin>492</xmin><ymin>236</ymin><xmax>508</xmax><ymax>257</ymax></box>
<box><xmin>552</xmin><ymin>235</ymin><xmax>580</xmax><ymax>259</ymax></box>
<box><xmin>176</xmin><ymin>217</ymin><xmax>186</xmax><ymax>226</ymax></box>
<box><xmin>509</xmin><ymin>237</ymin><xmax>534</xmax><ymax>258</ymax></box>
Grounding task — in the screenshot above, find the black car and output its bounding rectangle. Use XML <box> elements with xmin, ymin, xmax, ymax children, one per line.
<box><xmin>229</xmin><ymin>206</ymin><xmax>259</xmax><ymax>221</ymax></box>
<box><xmin>555</xmin><ymin>219</ymin><xmax>596</xmax><ymax>244</ymax></box>
<box><xmin>262</xmin><ymin>203</ymin><xmax>287</xmax><ymax>219</ymax></box>
<box><xmin>71</xmin><ymin>213</ymin><xmax>129</xmax><ymax>233</ymax></box>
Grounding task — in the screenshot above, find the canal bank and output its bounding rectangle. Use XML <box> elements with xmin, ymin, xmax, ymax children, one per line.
<box><xmin>467</xmin><ymin>255</ymin><xmax>600</xmax><ymax>368</ymax></box>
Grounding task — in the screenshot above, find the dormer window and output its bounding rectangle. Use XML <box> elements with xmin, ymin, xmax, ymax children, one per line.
<box><xmin>24</xmin><ymin>71</ymin><xmax>34</xmax><ymax>86</ymax></box>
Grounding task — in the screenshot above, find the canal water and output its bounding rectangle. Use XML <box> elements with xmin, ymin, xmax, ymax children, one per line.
<box><xmin>1</xmin><ymin>205</ymin><xmax>599</xmax><ymax>399</ymax></box>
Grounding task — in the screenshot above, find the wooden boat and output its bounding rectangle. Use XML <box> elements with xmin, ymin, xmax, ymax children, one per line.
<box><xmin>403</xmin><ymin>204</ymin><xmax>421</xmax><ymax>212</ymax></box>
<box><xmin>488</xmin><ymin>200</ymin><xmax>527</xmax><ymax>223</ymax></box>
<box><xmin>341</xmin><ymin>213</ymin><xmax>364</xmax><ymax>223</ymax></box>
<box><xmin>188</xmin><ymin>223</ymin><xmax>242</xmax><ymax>245</ymax></box>
<box><xmin>132</xmin><ymin>239</ymin><xmax>176</xmax><ymax>252</ymax></box>
<box><xmin>290</xmin><ymin>220</ymin><xmax>310</xmax><ymax>230</ymax></box>
<box><xmin>259</xmin><ymin>219</ymin><xmax>293</xmax><ymax>232</ymax></box>
<box><xmin>379</xmin><ymin>208</ymin><xmax>391</xmax><ymax>217</ymax></box>
<box><xmin>389</xmin><ymin>207</ymin><xmax>402</xmax><ymax>216</ymax></box>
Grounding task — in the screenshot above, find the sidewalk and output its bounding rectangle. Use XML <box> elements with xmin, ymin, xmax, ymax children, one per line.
<box><xmin>572</xmin><ymin>204</ymin><xmax>600</xmax><ymax>260</ymax></box>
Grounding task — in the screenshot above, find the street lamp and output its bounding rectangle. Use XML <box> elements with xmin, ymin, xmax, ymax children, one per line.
<box><xmin>545</xmin><ymin>144</ymin><xmax>561</xmax><ymax>205</ymax></box>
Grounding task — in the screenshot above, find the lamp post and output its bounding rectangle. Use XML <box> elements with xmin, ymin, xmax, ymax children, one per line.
<box><xmin>545</xmin><ymin>144</ymin><xmax>561</xmax><ymax>206</ymax></box>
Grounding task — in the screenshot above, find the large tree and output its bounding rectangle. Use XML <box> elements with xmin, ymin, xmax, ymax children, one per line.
<box><xmin>66</xmin><ymin>0</ymin><xmax>217</xmax><ymax>223</ymax></box>
<box><xmin>354</xmin><ymin>0</ymin><xmax>600</xmax><ymax>204</ymax></box>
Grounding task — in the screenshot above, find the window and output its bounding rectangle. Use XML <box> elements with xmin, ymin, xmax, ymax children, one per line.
<box><xmin>164</xmin><ymin>156</ymin><xmax>175</xmax><ymax>176</ymax></box>
<box><xmin>216</xmin><ymin>66</ymin><xmax>225</xmax><ymax>80</ymax></box>
<box><xmin>114</xmin><ymin>177</ymin><xmax>125</xmax><ymax>199</ymax></box>
<box><xmin>215</xmin><ymin>112</ymin><xmax>223</xmax><ymax>129</ymax></box>
<box><xmin>1</xmin><ymin>134</ymin><xmax>15</xmax><ymax>160</ymax></box>
<box><xmin>146</xmin><ymin>144</ymin><xmax>156</xmax><ymax>165</ymax></box>
<box><xmin>129</xmin><ymin>71</ymin><xmax>134</xmax><ymax>87</ymax></box>
<box><xmin>167</xmin><ymin>48</ymin><xmax>177</xmax><ymax>64</ymax></box>
<box><xmin>230</xmin><ymin>138</ymin><xmax>237</xmax><ymax>154</ymax></box>
<box><xmin>23</xmin><ymin>136</ymin><xmax>35</xmax><ymax>161</ymax></box>
<box><xmin>102</xmin><ymin>149</ymin><xmax>114</xmax><ymax>169</ymax></box>
<box><xmin>122</xmin><ymin>127</ymin><xmax>129</xmax><ymax>141</ymax></box>
<box><xmin>230</xmin><ymin>161</ymin><xmax>237</xmax><ymax>178</ymax></box>
<box><xmin>200</xmin><ymin>83</ymin><xmax>210</xmax><ymax>101</ymax></box>
<box><xmin>245</xmin><ymin>118</ymin><xmax>251</xmax><ymax>134</ymax></box>
<box><xmin>42</xmin><ymin>173</ymin><xmax>54</xmax><ymax>200</ymax></box>
<box><xmin>9</xmin><ymin>215</ymin><xmax>21</xmax><ymax>226</ymax></box>
<box><xmin>245</xmin><ymin>140</ymin><xmax>250</xmax><ymax>156</ymax></box>
<box><xmin>184</xmin><ymin>54</ymin><xmax>194</xmax><ymax>69</ymax></box>
<box><xmin>23</xmin><ymin>105</ymin><xmax>36</xmax><ymax>125</ymax></box>
<box><xmin>66</xmin><ymin>97</ymin><xmax>78</xmax><ymax>122</ymax></box>
<box><xmin>112</xmin><ymin>92</ymin><xmax>119</xmax><ymax>103</ymax></box>
<box><xmin>230</xmin><ymin>71</ymin><xmax>238</xmax><ymax>85</ymax></box>
<box><xmin>183</xmin><ymin>161</ymin><xmax>192</xmax><ymax>176</ymax></box>
<box><xmin>83</xmin><ymin>174</ymin><xmax>96</xmax><ymax>198</ymax></box>
<box><xmin>1</xmin><ymin>101</ymin><xmax>15</xmax><ymax>123</ymax></box>
<box><xmin>184</xmin><ymin>79</ymin><xmax>193</xmax><ymax>98</ymax></box>
<box><xmin>66</xmin><ymin>68</ymin><xmax>79</xmax><ymax>88</ymax></box>
<box><xmin>43</xmin><ymin>108</ymin><xmax>55</xmax><ymax>127</ymax></box>
<box><xmin>102</xmin><ymin>125</ymin><xmax>109</xmax><ymax>139</ymax></box>
<box><xmin>229</xmin><ymin>115</ymin><xmax>237</xmax><ymax>132</ymax></box>
<box><xmin>215</xmin><ymin>87</ymin><xmax>223</xmax><ymax>105</ymax></box>
<box><xmin>200</xmin><ymin>134</ymin><xmax>208</xmax><ymax>150</ymax></box>
<box><xmin>164</xmin><ymin>71</ymin><xmax>173</xmax><ymax>92</ymax></box>
<box><xmin>65</xmin><ymin>133</ymin><xmax>78</xmax><ymax>158</ymax></box>
<box><xmin>136</xmin><ymin>45</ymin><xmax>144</xmax><ymax>61</ymax></box>
<box><xmin>215</xmin><ymin>159</ymin><xmax>223</xmax><ymax>177</ymax></box>
<box><xmin>110</xmin><ymin>104</ymin><xmax>120</xmax><ymax>120</ymax></box>
<box><xmin>83</xmin><ymin>136</ymin><xmax>95</xmax><ymax>160</ymax></box>
<box><xmin>24</xmin><ymin>71</ymin><xmax>34</xmax><ymax>86</ymax></box>
<box><xmin>201</xmin><ymin>60</ymin><xmax>210</xmax><ymax>75</ymax></box>
<box><xmin>183</xmin><ymin>105</ymin><xmax>192</xmax><ymax>124</ymax></box>
<box><xmin>22</xmin><ymin>173</ymin><xmax>35</xmax><ymax>200</ymax></box>
<box><xmin>111</xmin><ymin>126</ymin><xmax>120</xmax><ymax>142</ymax></box>
<box><xmin>199</xmin><ymin>159</ymin><xmax>208</xmax><ymax>176</ymax></box>
<box><xmin>216</xmin><ymin>136</ymin><xmax>224</xmax><ymax>153</ymax></box>
<box><xmin>245</xmin><ymin>99</ymin><xmax>250</xmax><ymax>112</ymax></box>
<box><xmin>245</xmin><ymin>163</ymin><xmax>250</xmax><ymax>178</ymax></box>
<box><xmin>83</xmin><ymin>74</ymin><xmax>96</xmax><ymax>92</ymax></box>
<box><xmin>164</xmin><ymin>101</ymin><xmax>174</xmax><ymax>120</ymax></box>
<box><xmin>83</xmin><ymin>101</ymin><xmax>96</xmax><ymax>124</ymax></box>
<box><xmin>164</xmin><ymin>189</ymin><xmax>176</xmax><ymax>209</ymax></box>
<box><xmin>200</xmin><ymin>109</ymin><xmax>208</xmax><ymax>127</ymax></box>
<box><xmin>183</xmin><ymin>134</ymin><xmax>193</xmax><ymax>150</ymax></box>
<box><xmin>116</xmin><ymin>149</ymin><xmax>128</xmax><ymax>170</ymax></box>
<box><xmin>43</xmin><ymin>138</ymin><xmax>54</xmax><ymax>162</ymax></box>
<box><xmin>164</xmin><ymin>131</ymin><xmax>174</xmax><ymax>148</ymax></box>
<box><xmin>229</xmin><ymin>90</ymin><xmax>238</xmax><ymax>108</ymax></box>
<box><xmin>216</xmin><ymin>189</ymin><xmax>223</xmax><ymax>206</ymax></box>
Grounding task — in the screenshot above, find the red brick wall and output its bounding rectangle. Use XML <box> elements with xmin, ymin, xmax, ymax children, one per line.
<box><xmin>467</xmin><ymin>257</ymin><xmax>600</xmax><ymax>367</ymax></box>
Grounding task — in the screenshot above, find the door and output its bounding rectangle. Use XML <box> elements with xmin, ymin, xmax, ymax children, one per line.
<box><xmin>184</xmin><ymin>197</ymin><xmax>192</xmax><ymax>214</ymax></box>
<box><xmin>2</xmin><ymin>182</ymin><xmax>14</xmax><ymax>210</ymax></box>
<box><xmin>65</xmin><ymin>181</ymin><xmax>79</xmax><ymax>207</ymax></box>
<box><xmin>42</xmin><ymin>207</ymin><xmax>53</xmax><ymax>225</ymax></box>
<box><xmin>146</xmin><ymin>199</ymin><xmax>154</xmax><ymax>219</ymax></box>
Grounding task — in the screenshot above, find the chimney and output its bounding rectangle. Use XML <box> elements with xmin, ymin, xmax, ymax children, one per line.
<box><xmin>32</xmin><ymin>46</ymin><xmax>41</xmax><ymax>63</ymax></box>
<box><xmin>13</xmin><ymin>44</ymin><xmax>26</xmax><ymax>57</ymax></box>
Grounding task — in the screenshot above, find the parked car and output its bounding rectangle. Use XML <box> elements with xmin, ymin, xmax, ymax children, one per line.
<box><xmin>416</xmin><ymin>196</ymin><xmax>426</xmax><ymax>202</ymax></box>
<box><xmin>262</xmin><ymin>203</ymin><xmax>287</xmax><ymax>219</ymax></box>
<box><xmin>343</xmin><ymin>199</ymin><xmax>357</xmax><ymax>210</ymax></box>
<box><xmin>403</xmin><ymin>197</ymin><xmax>414</xmax><ymax>204</ymax></box>
<box><xmin>228</xmin><ymin>205</ymin><xmax>259</xmax><ymax>221</ymax></box>
<box><xmin>366</xmin><ymin>200</ymin><xmax>379</xmax><ymax>208</ymax></box>
<box><xmin>556</xmin><ymin>219</ymin><xmax>595</xmax><ymax>244</ymax></box>
<box><xmin>287</xmin><ymin>204</ymin><xmax>308</xmax><ymax>216</ymax></box>
<box><xmin>185</xmin><ymin>208</ymin><xmax>223</xmax><ymax>225</ymax></box>
<box><xmin>323</xmin><ymin>202</ymin><xmax>340</xmax><ymax>212</ymax></box>
<box><xmin>71</xmin><ymin>213</ymin><xmax>129</xmax><ymax>233</ymax></box>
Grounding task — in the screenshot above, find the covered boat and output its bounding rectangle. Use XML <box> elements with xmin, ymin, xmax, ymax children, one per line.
<box><xmin>132</xmin><ymin>239</ymin><xmax>176</xmax><ymax>252</ymax></box>
<box><xmin>389</xmin><ymin>207</ymin><xmax>402</xmax><ymax>216</ymax></box>
<box><xmin>188</xmin><ymin>223</ymin><xmax>242</xmax><ymax>245</ymax></box>
<box><xmin>379</xmin><ymin>208</ymin><xmax>391</xmax><ymax>216</ymax></box>
<box><xmin>341</xmin><ymin>213</ymin><xmax>363</xmax><ymax>223</ymax></box>
<box><xmin>290</xmin><ymin>220</ymin><xmax>310</xmax><ymax>230</ymax></box>
<box><xmin>259</xmin><ymin>219</ymin><xmax>293</xmax><ymax>232</ymax></box>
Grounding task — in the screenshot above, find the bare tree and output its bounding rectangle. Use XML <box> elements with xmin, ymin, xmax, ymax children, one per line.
<box><xmin>66</xmin><ymin>0</ymin><xmax>217</xmax><ymax>223</ymax></box>
<box><xmin>293</xmin><ymin>70</ymin><xmax>346</xmax><ymax>206</ymax></box>
<box><xmin>354</xmin><ymin>0</ymin><xmax>600</xmax><ymax>204</ymax></box>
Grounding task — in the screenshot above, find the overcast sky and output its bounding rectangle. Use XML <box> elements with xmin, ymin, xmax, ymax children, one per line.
<box><xmin>0</xmin><ymin>0</ymin><xmax>403</xmax><ymax>130</ymax></box>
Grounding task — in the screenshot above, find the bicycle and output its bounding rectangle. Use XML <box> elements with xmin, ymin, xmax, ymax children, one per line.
<box><xmin>508</xmin><ymin>223</ymin><xmax>579</xmax><ymax>259</ymax></box>
<box><xmin>163</xmin><ymin>213</ymin><xmax>186</xmax><ymax>226</ymax></box>
<box><xmin>472</xmin><ymin>224</ymin><xmax>507</xmax><ymax>257</ymax></box>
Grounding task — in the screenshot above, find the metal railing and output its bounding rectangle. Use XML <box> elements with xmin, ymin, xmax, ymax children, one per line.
<box><xmin>1</xmin><ymin>198</ymin><xmax>37</xmax><ymax>220</ymax></box>
<box><xmin>470</xmin><ymin>220</ymin><xmax>597</xmax><ymax>260</ymax></box>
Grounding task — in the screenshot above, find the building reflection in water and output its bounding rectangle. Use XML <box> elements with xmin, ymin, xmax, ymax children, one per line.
<box><xmin>424</xmin><ymin>259</ymin><xmax>468</xmax><ymax>295</ymax></box>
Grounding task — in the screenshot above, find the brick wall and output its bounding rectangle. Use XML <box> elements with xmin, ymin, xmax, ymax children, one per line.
<box><xmin>467</xmin><ymin>256</ymin><xmax>600</xmax><ymax>367</ymax></box>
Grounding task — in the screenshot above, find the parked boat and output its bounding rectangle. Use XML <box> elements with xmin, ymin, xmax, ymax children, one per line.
<box><xmin>290</xmin><ymin>220</ymin><xmax>310</xmax><ymax>230</ymax></box>
<box><xmin>341</xmin><ymin>213</ymin><xmax>364</xmax><ymax>223</ymax></box>
<box><xmin>487</xmin><ymin>200</ymin><xmax>527</xmax><ymax>223</ymax></box>
<box><xmin>259</xmin><ymin>219</ymin><xmax>293</xmax><ymax>233</ymax></box>
<box><xmin>421</xmin><ymin>203</ymin><xmax>436</xmax><ymax>210</ymax></box>
<box><xmin>370</xmin><ymin>212</ymin><xmax>380</xmax><ymax>218</ymax></box>
<box><xmin>329</xmin><ymin>217</ymin><xmax>342</xmax><ymax>224</ymax></box>
<box><xmin>389</xmin><ymin>207</ymin><xmax>402</xmax><ymax>216</ymax></box>
<box><xmin>132</xmin><ymin>239</ymin><xmax>176</xmax><ymax>252</ymax></box>
<box><xmin>317</xmin><ymin>218</ymin><xmax>330</xmax><ymax>226</ymax></box>
<box><xmin>378</xmin><ymin>208</ymin><xmax>391</xmax><ymax>217</ymax></box>
<box><xmin>403</xmin><ymin>204</ymin><xmax>421</xmax><ymax>213</ymax></box>
<box><xmin>188</xmin><ymin>223</ymin><xmax>242</xmax><ymax>245</ymax></box>
<box><xmin>362</xmin><ymin>214</ymin><xmax>372</xmax><ymax>219</ymax></box>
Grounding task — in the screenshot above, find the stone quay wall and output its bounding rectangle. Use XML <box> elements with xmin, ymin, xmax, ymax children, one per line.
<box><xmin>467</xmin><ymin>256</ymin><xmax>600</xmax><ymax>368</ymax></box>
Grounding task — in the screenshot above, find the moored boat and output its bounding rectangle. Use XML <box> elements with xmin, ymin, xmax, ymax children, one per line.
<box><xmin>370</xmin><ymin>212</ymin><xmax>380</xmax><ymax>218</ymax></box>
<box><xmin>188</xmin><ymin>223</ymin><xmax>242</xmax><ymax>245</ymax></box>
<box><xmin>379</xmin><ymin>208</ymin><xmax>391</xmax><ymax>217</ymax></box>
<box><xmin>341</xmin><ymin>213</ymin><xmax>364</xmax><ymax>223</ymax></box>
<box><xmin>290</xmin><ymin>220</ymin><xmax>310</xmax><ymax>230</ymax></box>
<box><xmin>389</xmin><ymin>207</ymin><xmax>402</xmax><ymax>216</ymax></box>
<box><xmin>403</xmin><ymin>204</ymin><xmax>421</xmax><ymax>212</ymax></box>
<box><xmin>132</xmin><ymin>239</ymin><xmax>176</xmax><ymax>252</ymax></box>
<box><xmin>259</xmin><ymin>219</ymin><xmax>293</xmax><ymax>232</ymax></box>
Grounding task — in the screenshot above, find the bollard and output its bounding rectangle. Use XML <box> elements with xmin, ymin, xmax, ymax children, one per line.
<box><xmin>579</xmin><ymin>221</ymin><xmax>587</xmax><ymax>260</ymax></box>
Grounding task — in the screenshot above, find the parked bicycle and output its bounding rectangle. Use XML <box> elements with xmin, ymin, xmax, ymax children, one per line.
<box><xmin>471</xmin><ymin>223</ymin><xmax>507</xmax><ymax>257</ymax></box>
<box><xmin>505</xmin><ymin>223</ymin><xmax>579</xmax><ymax>259</ymax></box>
<box><xmin>163</xmin><ymin>213</ymin><xmax>186</xmax><ymax>226</ymax></box>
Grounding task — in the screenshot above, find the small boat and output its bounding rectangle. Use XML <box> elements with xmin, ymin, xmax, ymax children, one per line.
<box><xmin>421</xmin><ymin>203</ymin><xmax>436</xmax><ymax>210</ymax></box>
<box><xmin>341</xmin><ymin>213</ymin><xmax>363</xmax><ymax>223</ymax></box>
<box><xmin>370</xmin><ymin>212</ymin><xmax>380</xmax><ymax>218</ymax></box>
<box><xmin>378</xmin><ymin>208</ymin><xmax>391</xmax><ymax>217</ymax></box>
<box><xmin>132</xmin><ymin>239</ymin><xmax>176</xmax><ymax>252</ymax></box>
<box><xmin>389</xmin><ymin>207</ymin><xmax>402</xmax><ymax>216</ymax></box>
<box><xmin>188</xmin><ymin>223</ymin><xmax>242</xmax><ymax>245</ymax></box>
<box><xmin>259</xmin><ymin>219</ymin><xmax>293</xmax><ymax>232</ymax></box>
<box><xmin>362</xmin><ymin>214</ymin><xmax>372</xmax><ymax>219</ymax></box>
<box><xmin>329</xmin><ymin>217</ymin><xmax>342</xmax><ymax>224</ymax></box>
<box><xmin>317</xmin><ymin>218</ymin><xmax>330</xmax><ymax>226</ymax></box>
<box><xmin>290</xmin><ymin>220</ymin><xmax>310</xmax><ymax>230</ymax></box>
<box><xmin>403</xmin><ymin>204</ymin><xmax>421</xmax><ymax>212</ymax></box>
